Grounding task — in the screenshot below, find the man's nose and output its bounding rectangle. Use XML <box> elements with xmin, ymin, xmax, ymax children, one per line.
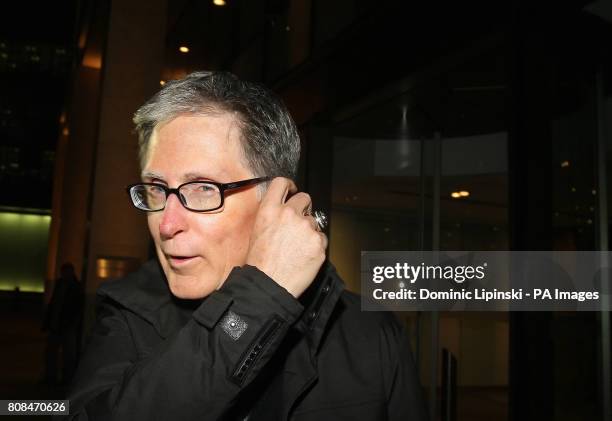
<box><xmin>159</xmin><ymin>193</ymin><xmax>188</xmax><ymax>240</ymax></box>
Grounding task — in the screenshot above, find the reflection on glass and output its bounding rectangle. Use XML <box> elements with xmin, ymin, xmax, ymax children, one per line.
<box><xmin>330</xmin><ymin>48</ymin><xmax>509</xmax><ymax>421</ymax></box>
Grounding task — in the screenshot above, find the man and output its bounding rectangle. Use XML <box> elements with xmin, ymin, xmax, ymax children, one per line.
<box><xmin>66</xmin><ymin>72</ymin><xmax>426</xmax><ymax>420</ymax></box>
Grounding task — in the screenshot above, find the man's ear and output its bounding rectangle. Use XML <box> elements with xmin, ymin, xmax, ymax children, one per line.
<box><xmin>256</xmin><ymin>184</ymin><xmax>268</xmax><ymax>202</ymax></box>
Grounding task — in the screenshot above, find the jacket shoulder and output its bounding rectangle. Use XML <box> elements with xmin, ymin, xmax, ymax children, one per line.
<box><xmin>96</xmin><ymin>260</ymin><xmax>171</xmax><ymax>314</ymax></box>
<box><xmin>335</xmin><ymin>290</ymin><xmax>404</xmax><ymax>337</ymax></box>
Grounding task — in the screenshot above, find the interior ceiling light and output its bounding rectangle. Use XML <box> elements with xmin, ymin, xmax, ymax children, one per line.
<box><xmin>451</xmin><ymin>191</ymin><xmax>470</xmax><ymax>199</ymax></box>
<box><xmin>179</xmin><ymin>46</ymin><xmax>189</xmax><ymax>53</ymax></box>
<box><xmin>561</xmin><ymin>160</ymin><xmax>570</xmax><ymax>168</ymax></box>
<box><xmin>160</xmin><ymin>80</ymin><xmax>166</xmax><ymax>86</ymax></box>
<box><xmin>213</xmin><ymin>0</ymin><xmax>226</xmax><ymax>6</ymax></box>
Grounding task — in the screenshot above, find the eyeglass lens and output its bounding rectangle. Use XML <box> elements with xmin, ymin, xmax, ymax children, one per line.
<box><xmin>130</xmin><ymin>183</ymin><xmax>222</xmax><ymax>211</ymax></box>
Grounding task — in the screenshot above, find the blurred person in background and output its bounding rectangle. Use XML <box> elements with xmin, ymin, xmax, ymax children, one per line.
<box><xmin>42</xmin><ymin>262</ymin><xmax>83</xmax><ymax>386</ymax></box>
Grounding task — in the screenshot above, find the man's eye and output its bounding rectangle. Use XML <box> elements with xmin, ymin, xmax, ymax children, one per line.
<box><xmin>149</xmin><ymin>185</ymin><xmax>165</xmax><ymax>195</ymax></box>
<box><xmin>196</xmin><ymin>185</ymin><xmax>218</xmax><ymax>197</ymax></box>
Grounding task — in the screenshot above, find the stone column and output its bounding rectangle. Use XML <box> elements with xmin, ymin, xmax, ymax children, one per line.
<box><xmin>83</xmin><ymin>0</ymin><xmax>167</xmax><ymax>326</ymax></box>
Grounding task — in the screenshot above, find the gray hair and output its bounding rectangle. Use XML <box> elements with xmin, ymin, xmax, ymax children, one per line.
<box><xmin>133</xmin><ymin>71</ymin><xmax>300</xmax><ymax>180</ymax></box>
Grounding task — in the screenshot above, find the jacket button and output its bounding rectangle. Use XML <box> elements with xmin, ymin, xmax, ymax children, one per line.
<box><xmin>308</xmin><ymin>311</ymin><xmax>317</xmax><ymax>321</ymax></box>
<box><xmin>321</xmin><ymin>284</ymin><xmax>330</xmax><ymax>294</ymax></box>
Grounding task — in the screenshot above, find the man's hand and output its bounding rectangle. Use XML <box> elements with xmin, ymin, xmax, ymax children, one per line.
<box><xmin>246</xmin><ymin>177</ymin><xmax>328</xmax><ymax>298</ymax></box>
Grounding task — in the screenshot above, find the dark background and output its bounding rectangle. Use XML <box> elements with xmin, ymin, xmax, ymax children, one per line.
<box><xmin>1</xmin><ymin>1</ymin><xmax>611</xmax><ymax>420</ymax></box>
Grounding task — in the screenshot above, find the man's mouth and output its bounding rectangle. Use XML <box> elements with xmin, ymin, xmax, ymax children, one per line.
<box><xmin>166</xmin><ymin>255</ymin><xmax>198</xmax><ymax>266</ymax></box>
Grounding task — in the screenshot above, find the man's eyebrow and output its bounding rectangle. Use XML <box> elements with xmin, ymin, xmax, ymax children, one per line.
<box><xmin>141</xmin><ymin>171</ymin><xmax>227</xmax><ymax>183</ymax></box>
<box><xmin>183</xmin><ymin>172</ymin><xmax>223</xmax><ymax>181</ymax></box>
<box><xmin>141</xmin><ymin>171</ymin><xmax>165</xmax><ymax>181</ymax></box>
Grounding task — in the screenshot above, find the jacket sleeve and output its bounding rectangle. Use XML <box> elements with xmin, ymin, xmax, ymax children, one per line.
<box><xmin>380</xmin><ymin>315</ymin><xmax>429</xmax><ymax>421</ymax></box>
<box><xmin>64</xmin><ymin>265</ymin><xmax>303</xmax><ymax>421</ymax></box>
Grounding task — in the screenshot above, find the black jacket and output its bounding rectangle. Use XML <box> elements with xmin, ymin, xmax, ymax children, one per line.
<box><xmin>65</xmin><ymin>260</ymin><xmax>427</xmax><ymax>420</ymax></box>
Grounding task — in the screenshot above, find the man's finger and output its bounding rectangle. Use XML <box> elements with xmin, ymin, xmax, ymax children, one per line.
<box><xmin>261</xmin><ymin>177</ymin><xmax>298</xmax><ymax>207</ymax></box>
<box><xmin>285</xmin><ymin>192</ymin><xmax>312</xmax><ymax>216</ymax></box>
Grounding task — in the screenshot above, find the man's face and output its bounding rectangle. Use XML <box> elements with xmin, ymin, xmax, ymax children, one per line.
<box><xmin>143</xmin><ymin>113</ymin><xmax>260</xmax><ymax>299</ymax></box>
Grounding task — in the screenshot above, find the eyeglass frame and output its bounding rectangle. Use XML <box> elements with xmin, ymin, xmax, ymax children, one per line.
<box><xmin>126</xmin><ymin>176</ymin><xmax>272</xmax><ymax>212</ymax></box>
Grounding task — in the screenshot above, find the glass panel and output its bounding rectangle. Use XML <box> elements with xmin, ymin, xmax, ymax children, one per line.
<box><xmin>330</xmin><ymin>45</ymin><xmax>510</xmax><ymax>420</ymax></box>
<box><xmin>435</xmin><ymin>50</ymin><xmax>509</xmax><ymax>421</ymax></box>
<box><xmin>548</xmin><ymin>15</ymin><xmax>604</xmax><ymax>419</ymax></box>
<box><xmin>330</xmin><ymin>97</ymin><xmax>425</xmax><ymax>410</ymax></box>
<box><xmin>330</xmin><ymin>127</ymin><xmax>421</xmax><ymax>292</ymax></box>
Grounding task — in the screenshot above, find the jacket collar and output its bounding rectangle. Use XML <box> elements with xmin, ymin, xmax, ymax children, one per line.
<box><xmin>96</xmin><ymin>260</ymin><xmax>181</xmax><ymax>338</ymax></box>
<box><xmin>96</xmin><ymin>259</ymin><xmax>345</xmax><ymax>351</ymax></box>
<box><xmin>293</xmin><ymin>260</ymin><xmax>345</xmax><ymax>353</ymax></box>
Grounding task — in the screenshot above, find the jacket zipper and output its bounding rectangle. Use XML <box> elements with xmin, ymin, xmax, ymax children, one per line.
<box><xmin>231</xmin><ymin>316</ymin><xmax>284</xmax><ymax>385</ymax></box>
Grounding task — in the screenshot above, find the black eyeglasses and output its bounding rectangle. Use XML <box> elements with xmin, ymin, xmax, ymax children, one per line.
<box><xmin>126</xmin><ymin>176</ymin><xmax>271</xmax><ymax>212</ymax></box>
